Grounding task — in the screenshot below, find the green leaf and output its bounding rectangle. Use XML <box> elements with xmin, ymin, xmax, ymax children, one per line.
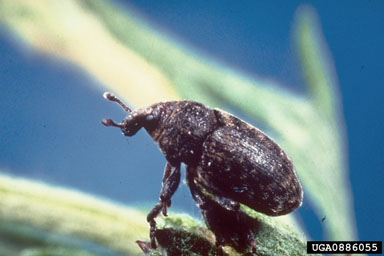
<box><xmin>0</xmin><ymin>173</ymin><xmax>308</xmax><ymax>255</ymax></box>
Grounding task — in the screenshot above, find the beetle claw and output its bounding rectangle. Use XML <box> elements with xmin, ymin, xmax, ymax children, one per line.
<box><xmin>136</xmin><ymin>240</ymin><xmax>152</xmax><ymax>253</ymax></box>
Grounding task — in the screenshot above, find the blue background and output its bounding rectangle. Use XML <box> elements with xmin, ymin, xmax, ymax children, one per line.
<box><xmin>0</xmin><ymin>0</ymin><xmax>383</xmax><ymax>243</ymax></box>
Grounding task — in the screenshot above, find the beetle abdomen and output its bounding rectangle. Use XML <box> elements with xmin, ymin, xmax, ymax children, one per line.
<box><xmin>195</xmin><ymin>110</ymin><xmax>303</xmax><ymax>216</ymax></box>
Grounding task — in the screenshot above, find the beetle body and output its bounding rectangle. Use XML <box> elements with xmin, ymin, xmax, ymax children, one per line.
<box><xmin>146</xmin><ymin>100</ymin><xmax>302</xmax><ymax>215</ymax></box>
<box><xmin>102</xmin><ymin>93</ymin><xmax>303</xmax><ymax>253</ymax></box>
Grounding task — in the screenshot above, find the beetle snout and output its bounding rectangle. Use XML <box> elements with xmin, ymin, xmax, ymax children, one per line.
<box><xmin>121</xmin><ymin>127</ymin><xmax>133</xmax><ymax>136</ymax></box>
<box><xmin>120</xmin><ymin>119</ymin><xmax>140</xmax><ymax>137</ymax></box>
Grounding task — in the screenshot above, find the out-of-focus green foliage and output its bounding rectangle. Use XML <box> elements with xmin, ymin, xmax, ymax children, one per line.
<box><xmin>294</xmin><ymin>7</ymin><xmax>356</xmax><ymax>240</ymax></box>
<box><xmin>0</xmin><ymin>0</ymin><xmax>356</xmax><ymax>254</ymax></box>
<box><xmin>0</xmin><ymin>173</ymin><xmax>308</xmax><ymax>255</ymax></box>
<box><xmin>0</xmin><ymin>173</ymin><xmax>148</xmax><ymax>255</ymax></box>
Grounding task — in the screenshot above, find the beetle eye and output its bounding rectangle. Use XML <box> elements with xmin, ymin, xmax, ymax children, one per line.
<box><xmin>146</xmin><ymin>114</ymin><xmax>154</xmax><ymax>122</ymax></box>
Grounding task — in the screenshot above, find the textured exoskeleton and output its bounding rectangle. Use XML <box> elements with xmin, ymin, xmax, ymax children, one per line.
<box><xmin>102</xmin><ymin>92</ymin><xmax>303</xmax><ymax>254</ymax></box>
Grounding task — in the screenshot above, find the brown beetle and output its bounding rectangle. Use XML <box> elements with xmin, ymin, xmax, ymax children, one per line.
<box><xmin>102</xmin><ymin>92</ymin><xmax>303</xmax><ymax>254</ymax></box>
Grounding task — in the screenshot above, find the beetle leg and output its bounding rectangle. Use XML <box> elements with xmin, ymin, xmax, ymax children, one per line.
<box><xmin>159</xmin><ymin>163</ymin><xmax>180</xmax><ymax>216</ymax></box>
<box><xmin>160</xmin><ymin>163</ymin><xmax>172</xmax><ymax>216</ymax></box>
<box><xmin>185</xmin><ymin>167</ymin><xmax>206</xmax><ymax>209</ymax></box>
<box><xmin>186</xmin><ymin>169</ymin><xmax>225</xmax><ymax>255</ymax></box>
<box><xmin>146</xmin><ymin>162</ymin><xmax>180</xmax><ymax>248</ymax></box>
<box><xmin>186</xmin><ymin>166</ymin><xmax>257</xmax><ymax>254</ymax></box>
<box><xmin>146</xmin><ymin>202</ymin><xmax>162</xmax><ymax>248</ymax></box>
<box><xmin>248</xmin><ymin>233</ymin><xmax>257</xmax><ymax>254</ymax></box>
<box><xmin>161</xmin><ymin>162</ymin><xmax>172</xmax><ymax>183</ymax></box>
<box><xmin>186</xmin><ymin>167</ymin><xmax>239</xmax><ymax>212</ymax></box>
<box><xmin>214</xmin><ymin>234</ymin><xmax>226</xmax><ymax>256</ymax></box>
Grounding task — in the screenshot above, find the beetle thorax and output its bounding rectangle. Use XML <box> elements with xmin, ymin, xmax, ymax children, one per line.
<box><xmin>148</xmin><ymin>101</ymin><xmax>219</xmax><ymax>166</ymax></box>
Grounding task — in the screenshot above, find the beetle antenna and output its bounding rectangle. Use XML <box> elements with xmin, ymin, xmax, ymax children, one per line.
<box><xmin>103</xmin><ymin>92</ymin><xmax>132</xmax><ymax>112</ymax></box>
<box><xmin>101</xmin><ymin>118</ymin><xmax>124</xmax><ymax>128</ymax></box>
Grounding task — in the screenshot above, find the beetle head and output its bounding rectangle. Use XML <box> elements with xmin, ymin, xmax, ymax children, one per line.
<box><xmin>102</xmin><ymin>92</ymin><xmax>158</xmax><ymax>137</ymax></box>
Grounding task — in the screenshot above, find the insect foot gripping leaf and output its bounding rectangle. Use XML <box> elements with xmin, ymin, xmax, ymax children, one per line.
<box><xmin>102</xmin><ymin>92</ymin><xmax>303</xmax><ymax>254</ymax></box>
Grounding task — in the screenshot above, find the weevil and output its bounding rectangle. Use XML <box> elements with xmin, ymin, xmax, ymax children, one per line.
<box><xmin>101</xmin><ymin>92</ymin><xmax>303</xmax><ymax>254</ymax></box>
